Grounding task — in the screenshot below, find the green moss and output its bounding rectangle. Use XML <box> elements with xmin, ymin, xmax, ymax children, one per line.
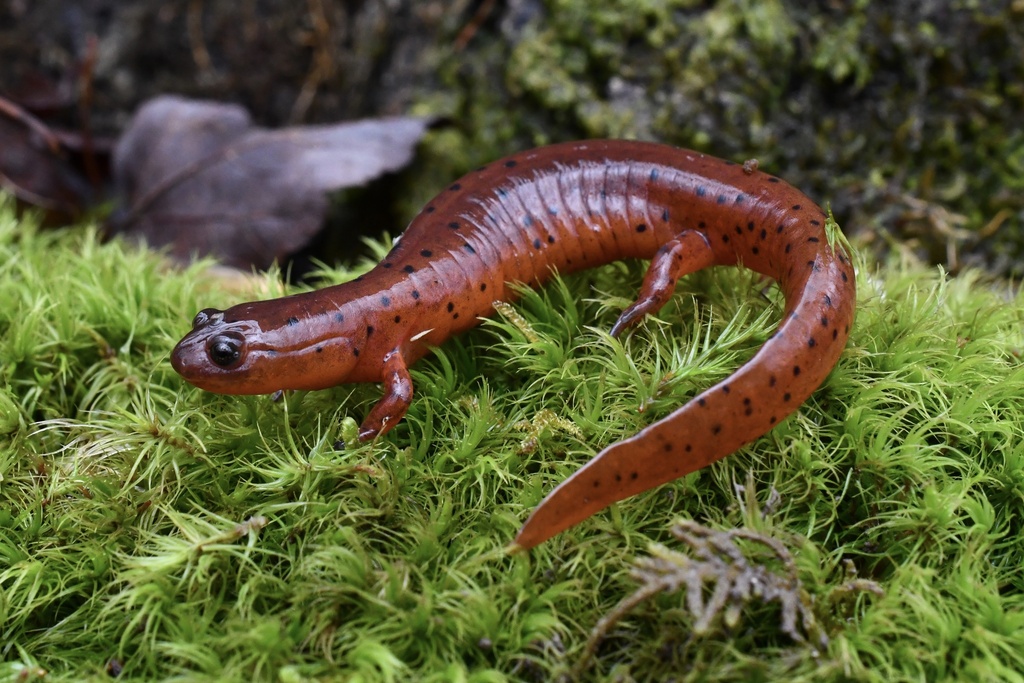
<box><xmin>2</xmin><ymin>196</ymin><xmax>1024</xmax><ymax>680</ymax></box>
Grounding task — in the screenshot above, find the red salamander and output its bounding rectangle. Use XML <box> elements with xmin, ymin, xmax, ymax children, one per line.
<box><xmin>171</xmin><ymin>140</ymin><xmax>856</xmax><ymax>549</ymax></box>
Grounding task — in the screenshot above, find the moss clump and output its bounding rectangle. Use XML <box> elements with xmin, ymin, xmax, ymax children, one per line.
<box><xmin>3</xmin><ymin>196</ymin><xmax>1024</xmax><ymax>680</ymax></box>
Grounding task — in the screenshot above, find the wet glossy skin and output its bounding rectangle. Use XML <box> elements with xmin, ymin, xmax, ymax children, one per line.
<box><xmin>172</xmin><ymin>140</ymin><xmax>856</xmax><ymax>549</ymax></box>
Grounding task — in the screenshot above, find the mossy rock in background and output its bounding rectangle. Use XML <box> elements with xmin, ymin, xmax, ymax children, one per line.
<box><xmin>428</xmin><ymin>0</ymin><xmax>1024</xmax><ymax>274</ymax></box>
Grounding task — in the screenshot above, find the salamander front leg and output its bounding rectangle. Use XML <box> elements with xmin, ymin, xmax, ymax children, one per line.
<box><xmin>609</xmin><ymin>230</ymin><xmax>716</xmax><ymax>337</ymax></box>
<box><xmin>358</xmin><ymin>348</ymin><xmax>412</xmax><ymax>441</ymax></box>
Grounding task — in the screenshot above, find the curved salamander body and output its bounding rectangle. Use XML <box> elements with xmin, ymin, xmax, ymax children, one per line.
<box><xmin>171</xmin><ymin>140</ymin><xmax>855</xmax><ymax>549</ymax></box>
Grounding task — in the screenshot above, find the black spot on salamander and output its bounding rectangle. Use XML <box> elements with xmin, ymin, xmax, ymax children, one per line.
<box><xmin>769</xmin><ymin>375</ymin><xmax>777</xmax><ymax>387</ymax></box>
<box><xmin>592</xmin><ymin>479</ymin><xmax>600</xmax><ymax>488</ymax></box>
<box><xmin>287</xmin><ymin>316</ymin><xmax>299</xmax><ymax>326</ymax></box>
<box><xmin>383</xmin><ymin>262</ymin><xmax>393</xmax><ymax>268</ymax></box>
<box><xmin>505</xmin><ymin>159</ymin><xmax>517</xmax><ymax>167</ymax></box>
<box><xmin>841</xmin><ymin>271</ymin><xmax>849</xmax><ymax>282</ymax></box>
<box><xmin>447</xmin><ymin>302</ymin><xmax>455</xmax><ymax>313</ymax></box>
<box><xmin>760</xmin><ymin>228</ymin><xmax>767</xmax><ymax>240</ymax></box>
<box><xmin>425</xmin><ymin>206</ymin><xmax>435</xmax><ymax>213</ymax></box>
<box><xmin>838</xmin><ymin>252</ymin><xmax>849</xmax><ymax>264</ymax></box>
<box><xmin>808</xmin><ymin>236</ymin><xmax>820</xmax><ymax>243</ymax></box>
<box><xmin>533</xmin><ymin>238</ymin><xmax>542</xmax><ymax>249</ymax></box>
<box><xmin>824</xmin><ymin>294</ymin><xmax>833</xmax><ymax>307</ymax></box>
<box><xmin>663</xmin><ymin>443</ymin><xmax>673</xmax><ymax>452</ymax></box>
<box><xmin>636</xmin><ymin>223</ymin><xmax>647</xmax><ymax>233</ymax></box>
<box><xmin>497</xmin><ymin>188</ymin><xmax>508</xmax><ymax>198</ymax></box>
<box><xmin>353</xmin><ymin>348</ymin><xmax>360</xmax><ymax>357</ymax></box>
<box><xmin>650</xmin><ymin>168</ymin><xmax>659</xmax><ymax>181</ymax></box>
<box><xmin>464</xmin><ymin>243</ymin><xmax>476</xmax><ymax>254</ymax></box>
<box><xmin>630</xmin><ymin>471</ymin><xmax>638</xmax><ymax>480</ymax></box>
<box><xmin>722</xmin><ymin>234</ymin><xmax>730</xmax><ymax>243</ymax></box>
<box><xmin>793</xmin><ymin>365</ymin><xmax>801</xmax><ymax>376</ymax></box>
<box><xmin>615</xmin><ymin>473</ymin><xmax>622</xmax><ymax>482</ymax></box>
<box><xmin>450</xmin><ymin>183</ymin><xmax>462</xmax><ymax>192</ymax></box>
<box><xmin>722</xmin><ymin>385</ymin><xmax>731</xmax><ymax>394</ymax></box>
<box><xmin>696</xmin><ymin>186</ymin><xmax>707</xmax><ymax>197</ymax></box>
<box><xmin>735</xmin><ymin>225</ymin><xmax>743</xmax><ymax>236</ymax></box>
<box><xmin>810</xmin><ymin>219</ymin><xmax>821</xmax><ymax>226</ymax></box>
<box><xmin>334</xmin><ymin>312</ymin><xmax>344</xmax><ymax>323</ymax></box>
<box><xmin>716</xmin><ymin>194</ymin><xmax>727</xmax><ymax>205</ymax></box>
<box><xmin>480</xmin><ymin>283</ymin><xmax>487</xmax><ymax>291</ymax></box>
<box><xmin>599</xmin><ymin>189</ymin><xmax>608</xmax><ymax>198</ymax></box>
<box><xmin>547</xmin><ymin>235</ymin><xmax>555</xmax><ymax>244</ymax></box>
<box><xmin>685</xmin><ymin>444</ymin><xmax>692</xmax><ymax>452</ymax></box>
<box><xmin>770</xmin><ymin>416</ymin><xmax>777</xmax><ymax>424</ymax></box>
<box><xmin>808</xmin><ymin>338</ymin><xmax>816</xmax><ymax>348</ymax></box>
<box><xmin>316</xmin><ymin>346</ymin><xmax>323</xmax><ymax>353</ymax></box>
<box><xmin>698</xmin><ymin>221</ymin><xmax>706</xmax><ymax>228</ymax></box>
<box><xmin>844</xmin><ymin>323</ymin><xmax>850</xmax><ymax>333</ymax></box>
<box><xmin>453</xmin><ymin>313</ymin><xmax>459</xmax><ymax>320</ymax></box>
<box><xmin>776</xmin><ymin>224</ymin><xmax>785</xmax><ymax>234</ymax></box>
<box><xmin>420</xmin><ymin>249</ymin><xmax>432</xmax><ymax>258</ymax></box>
<box><xmin>662</xmin><ymin>208</ymin><xmax>670</xmax><ymax>221</ymax></box>
<box><xmin>785</xmin><ymin>244</ymin><xmax>792</xmax><ymax>254</ymax></box>
<box><xmin>747</xmin><ymin>221</ymin><xmax>755</xmax><ymax>232</ymax></box>
<box><xmin>833</xmin><ymin>329</ymin><xmax>839</xmax><ymax>340</ymax></box>
<box><xmin>381</xmin><ymin>296</ymin><xmax>391</xmax><ymax>306</ymax></box>
<box><xmin>548</xmin><ymin>207</ymin><xmax>559</xmax><ymax>216</ymax></box>
<box><xmin>736</xmin><ymin>194</ymin><xmax>746</xmax><ymax>204</ymax></box>
<box><xmin>792</xmin><ymin>204</ymin><xmax>802</xmax><ymax>210</ymax></box>
<box><xmin>821</xmin><ymin>315</ymin><xmax>829</xmax><ymax>327</ymax></box>
<box><xmin>403</xmin><ymin>265</ymin><xmax>415</xmax><ymax>273</ymax></box>
<box><xmin>768</xmin><ymin>177</ymin><xmax>780</xmax><ymax>183</ymax></box>
<box><xmin>412</xmin><ymin>290</ymin><xmax>420</xmax><ymax>300</ymax></box>
<box><xmin>367</xmin><ymin>325</ymin><xmax>374</xmax><ymax>336</ymax></box>
<box><xmin>698</xmin><ymin>398</ymin><xmax>707</xmax><ymax>407</ymax></box>
<box><xmin>448</xmin><ymin>221</ymin><xmax>460</xmax><ymax>230</ymax></box>
<box><xmin>783</xmin><ymin>392</ymin><xmax>791</xmax><ymax>402</ymax></box>
<box><xmin>524</xmin><ymin>215</ymin><xmax>534</xmax><ymax>227</ymax></box>
<box><xmin>752</xmin><ymin>246</ymin><xmax>760</xmax><ymax>255</ymax></box>
<box><xmin>745</xmin><ymin>406</ymin><xmax>753</xmax><ymax>417</ymax></box>
<box><xmin>712</xmin><ymin>424</ymin><xmax>722</xmax><ymax>435</ymax></box>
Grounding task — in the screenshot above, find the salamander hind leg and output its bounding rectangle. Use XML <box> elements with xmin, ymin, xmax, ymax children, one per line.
<box><xmin>609</xmin><ymin>230</ymin><xmax>716</xmax><ymax>337</ymax></box>
<box><xmin>358</xmin><ymin>348</ymin><xmax>413</xmax><ymax>441</ymax></box>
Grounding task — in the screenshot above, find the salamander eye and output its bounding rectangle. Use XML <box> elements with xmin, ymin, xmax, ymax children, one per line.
<box><xmin>207</xmin><ymin>333</ymin><xmax>244</xmax><ymax>368</ymax></box>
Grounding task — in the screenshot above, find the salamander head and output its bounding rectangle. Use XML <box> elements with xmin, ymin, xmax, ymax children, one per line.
<box><xmin>171</xmin><ymin>306</ymin><xmax>362</xmax><ymax>394</ymax></box>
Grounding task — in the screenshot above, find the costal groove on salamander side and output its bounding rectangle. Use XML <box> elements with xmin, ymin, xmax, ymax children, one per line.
<box><xmin>170</xmin><ymin>139</ymin><xmax>856</xmax><ymax>549</ymax></box>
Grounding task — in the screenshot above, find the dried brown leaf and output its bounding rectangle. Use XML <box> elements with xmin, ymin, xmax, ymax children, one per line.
<box><xmin>109</xmin><ymin>95</ymin><xmax>433</xmax><ymax>269</ymax></box>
